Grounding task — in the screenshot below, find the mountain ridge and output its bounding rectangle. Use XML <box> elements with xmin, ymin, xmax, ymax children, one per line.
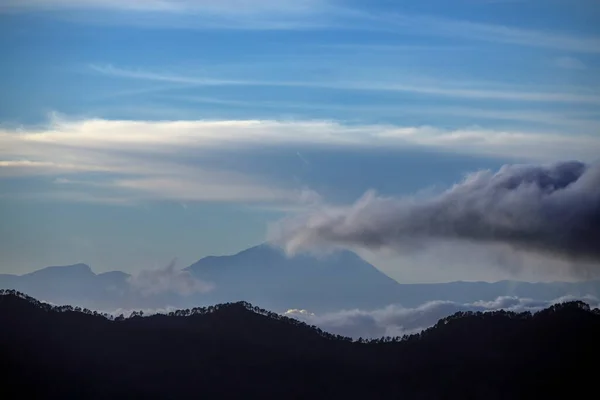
<box><xmin>1</xmin><ymin>244</ymin><xmax>600</xmax><ymax>312</ymax></box>
<box><xmin>1</xmin><ymin>290</ymin><xmax>599</xmax><ymax>399</ymax></box>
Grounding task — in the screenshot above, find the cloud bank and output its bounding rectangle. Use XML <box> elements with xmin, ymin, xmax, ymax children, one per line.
<box><xmin>3</xmin><ymin>117</ymin><xmax>598</xmax><ymax>164</ymax></box>
<box><xmin>285</xmin><ymin>295</ymin><xmax>600</xmax><ymax>338</ymax></box>
<box><xmin>1</xmin><ymin>117</ymin><xmax>599</xmax><ymax>207</ymax></box>
<box><xmin>272</xmin><ymin>161</ymin><xmax>600</xmax><ymax>267</ymax></box>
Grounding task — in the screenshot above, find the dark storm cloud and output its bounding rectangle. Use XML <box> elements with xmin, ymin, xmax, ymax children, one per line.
<box><xmin>272</xmin><ymin>161</ymin><xmax>600</xmax><ymax>263</ymax></box>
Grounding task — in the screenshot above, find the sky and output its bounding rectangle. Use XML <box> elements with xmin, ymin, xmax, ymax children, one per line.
<box><xmin>1</xmin><ymin>0</ymin><xmax>599</xmax><ymax>282</ymax></box>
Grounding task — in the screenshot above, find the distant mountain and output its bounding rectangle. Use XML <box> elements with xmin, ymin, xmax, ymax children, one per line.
<box><xmin>0</xmin><ymin>264</ymin><xmax>130</xmax><ymax>309</ymax></box>
<box><xmin>186</xmin><ymin>244</ymin><xmax>600</xmax><ymax>311</ymax></box>
<box><xmin>2</xmin><ymin>290</ymin><xmax>599</xmax><ymax>399</ymax></box>
<box><xmin>186</xmin><ymin>244</ymin><xmax>402</xmax><ymax>311</ymax></box>
<box><xmin>2</xmin><ymin>244</ymin><xmax>600</xmax><ymax>312</ymax></box>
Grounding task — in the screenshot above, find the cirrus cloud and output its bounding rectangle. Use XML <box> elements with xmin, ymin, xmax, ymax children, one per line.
<box><xmin>1</xmin><ymin>117</ymin><xmax>599</xmax><ymax>207</ymax></box>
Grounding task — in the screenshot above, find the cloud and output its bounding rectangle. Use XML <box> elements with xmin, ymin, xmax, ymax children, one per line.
<box><xmin>127</xmin><ymin>259</ymin><xmax>214</xmax><ymax>297</ymax></box>
<box><xmin>555</xmin><ymin>56</ymin><xmax>587</xmax><ymax>70</ymax></box>
<box><xmin>284</xmin><ymin>295</ymin><xmax>600</xmax><ymax>338</ymax></box>
<box><xmin>0</xmin><ymin>160</ymin><xmax>114</xmax><ymax>176</ymax></box>
<box><xmin>92</xmin><ymin>64</ymin><xmax>600</xmax><ymax>104</ymax></box>
<box><xmin>0</xmin><ymin>117</ymin><xmax>332</xmax><ymax>205</ymax></box>
<box><xmin>126</xmin><ymin>93</ymin><xmax>600</xmax><ymax>133</ymax></box>
<box><xmin>271</xmin><ymin>161</ymin><xmax>600</xmax><ymax>269</ymax></box>
<box><xmin>4</xmin><ymin>2</ymin><xmax>599</xmax><ymax>53</ymax></box>
<box><xmin>2</xmin><ymin>117</ymin><xmax>599</xmax><ymax>205</ymax></box>
<box><xmin>3</xmin><ymin>116</ymin><xmax>599</xmax><ymax>161</ymax></box>
<box><xmin>0</xmin><ymin>0</ymin><xmax>323</xmax><ymax>14</ymax></box>
<box><xmin>363</xmin><ymin>13</ymin><xmax>600</xmax><ymax>54</ymax></box>
<box><xmin>0</xmin><ymin>0</ymin><xmax>331</xmax><ymax>30</ymax></box>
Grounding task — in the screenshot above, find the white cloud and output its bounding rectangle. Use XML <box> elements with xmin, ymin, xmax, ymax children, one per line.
<box><xmin>1</xmin><ymin>116</ymin><xmax>599</xmax><ymax>205</ymax></box>
<box><xmin>285</xmin><ymin>295</ymin><xmax>600</xmax><ymax>338</ymax></box>
<box><xmin>2</xmin><ymin>116</ymin><xmax>599</xmax><ymax>162</ymax></box>
<box><xmin>127</xmin><ymin>259</ymin><xmax>214</xmax><ymax>297</ymax></box>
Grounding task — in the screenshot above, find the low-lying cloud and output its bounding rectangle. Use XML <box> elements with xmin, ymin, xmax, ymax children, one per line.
<box><xmin>285</xmin><ymin>295</ymin><xmax>600</xmax><ymax>338</ymax></box>
<box><xmin>271</xmin><ymin>161</ymin><xmax>600</xmax><ymax>269</ymax></box>
<box><xmin>127</xmin><ymin>259</ymin><xmax>214</xmax><ymax>296</ymax></box>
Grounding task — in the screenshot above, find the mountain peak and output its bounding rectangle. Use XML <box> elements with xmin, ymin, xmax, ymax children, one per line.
<box><xmin>184</xmin><ymin>243</ymin><xmax>400</xmax><ymax>312</ymax></box>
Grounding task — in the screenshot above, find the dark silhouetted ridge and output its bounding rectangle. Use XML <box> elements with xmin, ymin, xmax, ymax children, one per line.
<box><xmin>1</xmin><ymin>290</ymin><xmax>599</xmax><ymax>399</ymax></box>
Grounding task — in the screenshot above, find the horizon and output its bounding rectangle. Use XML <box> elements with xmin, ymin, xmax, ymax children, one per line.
<box><xmin>3</xmin><ymin>242</ymin><xmax>596</xmax><ymax>286</ymax></box>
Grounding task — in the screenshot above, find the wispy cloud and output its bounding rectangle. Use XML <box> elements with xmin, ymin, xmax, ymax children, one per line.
<box><xmin>1</xmin><ymin>116</ymin><xmax>598</xmax><ymax>205</ymax></box>
<box><xmin>4</xmin><ymin>1</ymin><xmax>598</xmax><ymax>53</ymax></box>
<box><xmin>363</xmin><ymin>13</ymin><xmax>600</xmax><ymax>53</ymax></box>
<box><xmin>317</xmin><ymin>43</ymin><xmax>476</xmax><ymax>52</ymax></box>
<box><xmin>157</xmin><ymin>94</ymin><xmax>600</xmax><ymax>133</ymax></box>
<box><xmin>0</xmin><ymin>0</ymin><xmax>325</xmax><ymax>14</ymax></box>
<box><xmin>91</xmin><ymin>64</ymin><xmax>600</xmax><ymax>104</ymax></box>
<box><xmin>0</xmin><ymin>0</ymin><xmax>333</xmax><ymax>30</ymax></box>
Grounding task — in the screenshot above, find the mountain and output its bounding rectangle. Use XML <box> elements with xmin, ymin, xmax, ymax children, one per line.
<box><xmin>186</xmin><ymin>244</ymin><xmax>402</xmax><ymax>311</ymax></box>
<box><xmin>186</xmin><ymin>244</ymin><xmax>600</xmax><ymax>311</ymax></box>
<box><xmin>2</xmin><ymin>245</ymin><xmax>600</xmax><ymax>313</ymax></box>
<box><xmin>0</xmin><ymin>264</ymin><xmax>130</xmax><ymax>309</ymax></box>
<box><xmin>2</xmin><ymin>290</ymin><xmax>599</xmax><ymax>399</ymax></box>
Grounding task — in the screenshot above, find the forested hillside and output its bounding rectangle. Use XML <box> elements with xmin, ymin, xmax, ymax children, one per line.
<box><xmin>1</xmin><ymin>290</ymin><xmax>598</xmax><ymax>399</ymax></box>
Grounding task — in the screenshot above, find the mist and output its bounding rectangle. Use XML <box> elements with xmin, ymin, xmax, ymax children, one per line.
<box><xmin>285</xmin><ymin>295</ymin><xmax>600</xmax><ymax>339</ymax></box>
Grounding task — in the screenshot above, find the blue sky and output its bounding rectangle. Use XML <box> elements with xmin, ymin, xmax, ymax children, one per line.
<box><xmin>1</xmin><ymin>0</ymin><xmax>599</xmax><ymax>282</ymax></box>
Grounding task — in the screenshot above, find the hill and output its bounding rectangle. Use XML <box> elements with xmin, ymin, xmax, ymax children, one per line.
<box><xmin>1</xmin><ymin>290</ymin><xmax>599</xmax><ymax>399</ymax></box>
